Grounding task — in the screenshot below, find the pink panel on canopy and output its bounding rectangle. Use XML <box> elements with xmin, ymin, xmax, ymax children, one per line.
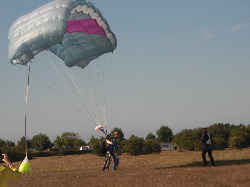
<box><xmin>66</xmin><ymin>19</ymin><xmax>106</xmax><ymax>37</ymax></box>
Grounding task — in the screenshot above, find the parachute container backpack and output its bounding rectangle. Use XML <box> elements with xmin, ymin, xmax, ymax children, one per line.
<box><xmin>8</xmin><ymin>0</ymin><xmax>117</xmax><ymax>172</ymax></box>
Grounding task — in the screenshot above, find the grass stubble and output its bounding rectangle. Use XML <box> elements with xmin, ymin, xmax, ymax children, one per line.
<box><xmin>8</xmin><ymin>149</ymin><xmax>250</xmax><ymax>187</ymax></box>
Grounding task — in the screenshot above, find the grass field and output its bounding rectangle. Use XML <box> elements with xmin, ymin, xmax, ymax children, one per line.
<box><xmin>8</xmin><ymin>149</ymin><xmax>250</xmax><ymax>187</ymax></box>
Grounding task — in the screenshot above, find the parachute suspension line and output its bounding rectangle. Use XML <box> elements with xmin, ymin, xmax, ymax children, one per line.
<box><xmin>91</xmin><ymin>59</ymin><xmax>110</xmax><ymax>129</ymax></box>
<box><xmin>24</xmin><ymin>63</ymin><xmax>31</xmax><ymax>156</ymax></box>
<box><xmin>97</xmin><ymin>56</ymin><xmax>113</xmax><ymax>129</ymax></box>
<box><xmin>106</xmin><ymin>55</ymin><xmax>118</xmax><ymax>126</ymax></box>
<box><xmin>49</xmin><ymin>59</ymin><xmax>96</xmax><ymax>124</ymax></box>
<box><xmin>62</xmin><ymin>67</ymin><xmax>97</xmax><ymax>123</ymax></box>
<box><xmin>87</xmin><ymin>63</ymin><xmax>101</xmax><ymax>126</ymax></box>
<box><xmin>48</xmin><ymin>55</ymin><xmax>68</xmax><ymax>86</ymax></box>
<box><xmin>96</xmin><ymin>64</ymin><xmax>108</xmax><ymax>127</ymax></box>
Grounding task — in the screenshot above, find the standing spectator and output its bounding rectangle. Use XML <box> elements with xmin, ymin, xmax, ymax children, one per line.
<box><xmin>201</xmin><ymin>128</ymin><xmax>215</xmax><ymax>166</ymax></box>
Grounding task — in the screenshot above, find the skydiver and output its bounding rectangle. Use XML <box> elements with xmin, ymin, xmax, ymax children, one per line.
<box><xmin>96</xmin><ymin>125</ymin><xmax>120</xmax><ymax>170</ymax></box>
<box><xmin>106</xmin><ymin>131</ymin><xmax>119</xmax><ymax>170</ymax></box>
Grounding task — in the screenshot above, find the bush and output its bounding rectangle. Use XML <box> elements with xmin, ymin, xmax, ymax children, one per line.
<box><xmin>144</xmin><ymin>139</ymin><xmax>161</xmax><ymax>154</ymax></box>
<box><xmin>143</xmin><ymin>141</ymin><xmax>153</xmax><ymax>154</ymax></box>
<box><xmin>7</xmin><ymin>150</ymin><xmax>28</xmax><ymax>162</ymax></box>
<box><xmin>173</xmin><ymin>129</ymin><xmax>201</xmax><ymax>151</ymax></box>
<box><xmin>145</xmin><ymin>133</ymin><xmax>156</xmax><ymax>140</ymax></box>
<box><xmin>54</xmin><ymin>132</ymin><xmax>86</xmax><ymax>151</ymax></box>
<box><xmin>151</xmin><ymin>140</ymin><xmax>161</xmax><ymax>153</ymax></box>
<box><xmin>126</xmin><ymin>135</ymin><xmax>145</xmax><ymax>155</ymax></box>
<box><xmin>88</xmin><ymin>136</ymin><xmax>105</xmax><ymax>156</ymax></box>
<box><xmin>208</xmin><ymin>123</ymin><xmax>230</xmax><ymax>148</ymax></box>
<box><xmin>120</xmin><ymin>139</ymin><xmax>129</xmax><ymax>153</ymax></box>
<box><xmin>213</xmin><ymin>136</ymin><xmax>227</xmax><ymax>150</ymax></box>
<box><xmin>122</xmin><ymin>136</ymin><xmax>161</xmax><ymax>155</ymax></box>
<box><xmin>229</xmin><ymin>136</ymin><xmax>247</xmax><ymax>149</ymax></box>
<box><xmin>228</xmin><ymin>127</ymin><xmax>249</xmax><ymax>148</ymax></box>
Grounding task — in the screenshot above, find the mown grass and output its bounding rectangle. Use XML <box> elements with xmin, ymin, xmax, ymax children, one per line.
<box><xmin>8</xmin><ymin>148</ymin><xmax>250</xmax><ymax>187</ymax></box>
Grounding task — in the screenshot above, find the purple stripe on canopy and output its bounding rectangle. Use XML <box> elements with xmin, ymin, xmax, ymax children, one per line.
<box><xmin>66</xmin><ymin>19</ymin><xmax>106</xmax><ymax>37</ymax></box>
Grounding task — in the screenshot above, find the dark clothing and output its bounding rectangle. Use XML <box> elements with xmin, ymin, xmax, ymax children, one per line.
<box><xmin>202</xmin><ymin>145</ymin><xmax>215</xmax><ymax>166</ymax></box>
<box><xmin>105</xmin><ymin>137</ymin><xmax>119</xmax><ymax>170</ymax></box>
<box><xmin>106</xmin><ymin>137</ymin><xmax>118</xmax><ymax>152</ymax></box>
<box><xmin>201</xmin><ymin>132</ymin><xmax>215</xmax><ymax>166</ymax></box>
<box><xmin>106</xmin><ymin>138</ymin><xmax>118</xmax><ymax>152</ymax></box>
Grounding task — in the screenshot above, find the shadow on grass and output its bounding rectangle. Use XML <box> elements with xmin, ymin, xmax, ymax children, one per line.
<box><xmin>155</xmin><ymin>159</ymin><xmax>250</xmax><ymax>170</ymax></box>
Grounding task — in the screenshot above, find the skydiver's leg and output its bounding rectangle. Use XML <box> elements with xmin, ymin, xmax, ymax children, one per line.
<box><xmin>110</xmin><ymin>151</ymin><xmax>118</xmax><ymax>170</ymax></box>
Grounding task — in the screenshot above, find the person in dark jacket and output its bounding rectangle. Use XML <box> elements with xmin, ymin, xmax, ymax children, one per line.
<box><xmin>201</xmin><ymin>128</ymin><xmax>215</xmax><ymax>166</ymax></box>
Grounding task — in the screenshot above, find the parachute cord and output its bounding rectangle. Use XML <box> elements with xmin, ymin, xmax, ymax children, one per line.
<box><xmin>88</xmin><ymin>63</ymin><xmax>100</xmax><ymax>125</ymax></box>
<box><xmin>99</xmin><ymin>56</ymin><xmax>113</xmax><ymax>128</ymax></box>
<box><xmin>97</xmin><ymin>65</ymin><xmax>108</xmax><ymax>127</ymax></box>
<box><xmin>92</xmin><ymin>59</ymin><xmax>110</xmax><ymax>129</ymax></box>
<box><xmin>63</xmin><ymin>68</ymin><xmax>97</xmax><ymax>123</ymax></box>
<box><xmin>49</xmin><ymin>59</ymin><xmax>96</xmax><ymax>124</ymax></box>
<box><xmin>24</xmin><ymin>63</ymin><xmax>31</xmax><ymax>156</ymax></box>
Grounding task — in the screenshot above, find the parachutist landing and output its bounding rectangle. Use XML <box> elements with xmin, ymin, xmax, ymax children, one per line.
<box><xmin>107</xmin><ymin>131</ymin><xmax>119</xmax><ymax>170</ymax></box>
<box><xmin>95</xmin><ymin>126</ymin><xmax>120</xmax><ymax>171</ymax></box>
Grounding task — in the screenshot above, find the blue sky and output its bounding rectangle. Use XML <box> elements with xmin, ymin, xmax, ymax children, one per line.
<box><xmin>1</xmin><ymin>0</ymin><xmax>250</xmax><ymax>142</ymax></box>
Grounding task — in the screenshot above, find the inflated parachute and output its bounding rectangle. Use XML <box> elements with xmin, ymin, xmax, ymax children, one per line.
<box><xmin>8</xmin><ymin>0</ymin><xmax>117</xmax><ymax>68</ymax></box>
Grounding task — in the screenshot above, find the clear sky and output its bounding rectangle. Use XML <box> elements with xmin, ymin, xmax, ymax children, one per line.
<box><xmin>1</xmin><ymin>0</ymin><xmax>250</xmax><ymax>142</ymax></box>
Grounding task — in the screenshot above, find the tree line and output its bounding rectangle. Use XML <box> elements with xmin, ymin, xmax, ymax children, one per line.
<box><xmin>173</xmin><ymin>123</ymin><xmax>250</xmax><ymax>151</ymax></box>
<box><xmin>0</xmin><ymin>123</ymin><xmax>249</xmax><ymax>158</ymax></box>
<box><xmin>0</xmin><ymin>126</ymin><xmax>173</xmax><ymax>156</ymax></box>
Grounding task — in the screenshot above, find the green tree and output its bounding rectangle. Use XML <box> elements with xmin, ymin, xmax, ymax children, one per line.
<box><xmin>54</xmin><ymin>132</ymin><xmax>86</xmax><ymax>151</ymax></box>
<box><xmin>173</xmin><ymin>128</ymin><xmax>202</xmax><ymax>151</ymax></box>
<box><xmin>54</xmin><ymin>136</ymin><xmax>64</xmax><ymax>150</ymax></box>
<box><xmin>88</xmin><ymin>136</ymin><xmax>105</xmax><ymax>156</ymax></box>
<box><xmin>0</xmin><ymin>138</ymin><xmax>6</xmax><ymax>147</ymax></box>
<box><xmin>208</xmin><ymin>123</ymin><xmax>231</xmax><ymax>149</ymax></box>
<box><xmin>31</xmin><ymin>133</ymin><xmax>52</xmax><ymax>151</ymax></box>
<box><xmin>228</xmin><ymin>126</ymin><xmax>249</xmax><ymax>148</ymax></box>
<box><xmin>145</xmin><ymin>133</ymin><xmax>156</xmax><ymax>140</ymax></box>
<box><xmin>156</xmin><ymin>126</ymin><xmax>173</xmax><ymax>142</ymax></box>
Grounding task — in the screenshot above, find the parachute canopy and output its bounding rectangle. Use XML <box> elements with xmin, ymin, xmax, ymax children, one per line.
<box><xmin>8</xmin><ymin>0</ymin><xmax>117</xmax><ymax>68</ymax></box>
